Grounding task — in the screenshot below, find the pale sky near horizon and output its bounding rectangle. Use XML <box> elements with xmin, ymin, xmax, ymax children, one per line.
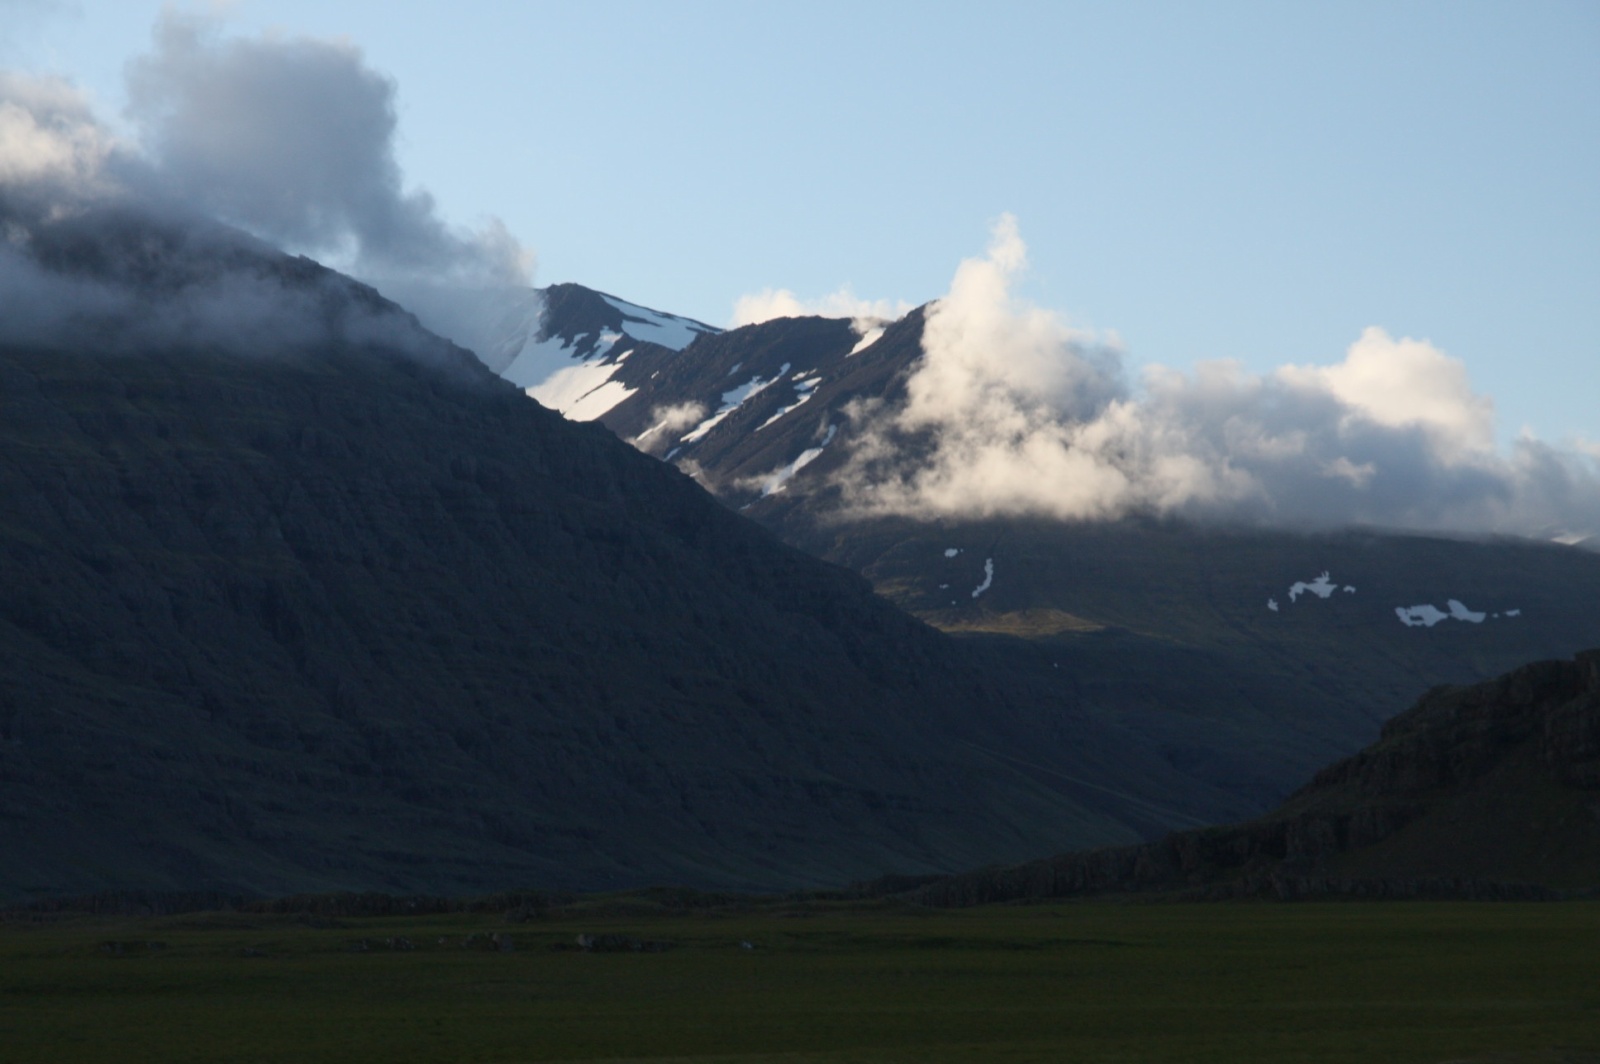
<box><xmin>5</xmin><ymin>0</ymin><xmax>1597</xmax><ymax>448</ymax></box>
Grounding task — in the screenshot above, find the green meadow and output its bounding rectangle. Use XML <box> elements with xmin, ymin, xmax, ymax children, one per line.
<box><xmin>2</xmin><ymin>899</ymin><xmax>1597</xmax><ymax>1063</ymax></box>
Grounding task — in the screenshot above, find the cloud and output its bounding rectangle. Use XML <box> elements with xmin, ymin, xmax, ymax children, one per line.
<box><xmin>0</xmin><ymin>17</ymin><xmax>525</xmax><ymax>369</ymax></box>
<box><xmin>631</xmin><ymin>401</ymin><xmax>707</xmax><ymax>456</ymax></box>
<box><xmin>833</xmin><ymin>216</ymin><xmax>1600</xmax><ymax>538</ymax></box>
<box><xmin>0</xmin><ymin>68</ymin><xmax>465</xmax><ymax>366</ymax></box>
<box><xmin>0</xmin><ymin>70</ymin><xmax>125</xmax><ymax>202</ymax></box>
<box><xmin>1277</xmin><ymin>326</ymin><xmax>1495</xmax><ymax>460</ymax></box>
<box><xmin>0</xmin><ymin>200</ymin><xmax>467</xmax><ymax>367</ymax></box>
<box><xmin>123</xmin><ymin>11</ymin><xmax>531</xmax><ymax>290</ymax></box>
<box><xmin>731</xmin><ymin>285</ymin><xmax>914</xmax><ymax>335</ymax></box>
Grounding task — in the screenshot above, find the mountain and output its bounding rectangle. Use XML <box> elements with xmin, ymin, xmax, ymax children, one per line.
<box><xmin>0</xmin><ymin>208</ymin><xmax>1267</xmax><ymax>901</ymax></box>
<box><xmin>906</xmin><ymin>648</ymin><xmax>1600</xmax><ymax>904</ymax></box>
<box><xmin>400</xmin><ymin>282</ymin><xmax>721</xmax><ymax>421</ymax></box>
<box><xmin>459</xmin><ymin>287</ymin><xmax>1600</xmax><ymax>806</ymax></box>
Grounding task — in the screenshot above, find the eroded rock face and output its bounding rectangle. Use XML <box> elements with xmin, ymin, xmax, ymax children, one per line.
<box><xmin>910</xmin><ymin>650</ymin><xmax>1600</xmax><ymax>906</ymax></box>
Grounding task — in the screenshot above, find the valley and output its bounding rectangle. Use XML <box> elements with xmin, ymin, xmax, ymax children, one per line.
<box><xmin>3</xmin><ymin>11</ymin><xmax>1596</xmax><ymax>1062</ymax></box>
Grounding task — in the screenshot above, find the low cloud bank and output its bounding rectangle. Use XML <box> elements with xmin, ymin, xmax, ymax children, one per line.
<box><xmin>0</xmin><ymin>205</ymin><xmax>460</xmax><ymax>363</ymax></box>
<box><xmin>0</xmin><ymin>13</ymin><xmax>529</xmax><ymax>359</ymax></box>
<box><xmin>835</xmin><ymin>215</ymin><xmax>1600</xmax><ymax>538</ymax></box>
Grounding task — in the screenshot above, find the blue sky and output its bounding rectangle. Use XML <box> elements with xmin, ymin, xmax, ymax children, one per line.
<box><xmin>6</xmin><ymin>0</ymin><xmax>1598</xmax><ymax>447</ymax></box>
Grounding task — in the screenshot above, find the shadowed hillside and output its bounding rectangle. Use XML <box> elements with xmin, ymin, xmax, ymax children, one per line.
<box><xmin>909</xmin><ymin>649</ymin><xmax>1600</xmax><ymax>905</ymax></box>
<box><xmin>536</xmin><ymin>293</ymin><xmax>1600</xmax><ymax>802</ymax></box>
<box><xmin>0</xmin><ymin>208</ymin><xmax>1266</xmax><ymax>900</ymax></box>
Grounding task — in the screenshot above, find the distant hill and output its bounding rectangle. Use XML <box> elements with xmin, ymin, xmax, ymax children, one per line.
<box><xmin>907</xmin><ymin>648</ymin><xmax>1600</xmax><ymax>904</ymax></box>
<box><xmin>0</xmin><ymin>209</ymin><xmax>1269</xmax><ymax>901</ymax></box>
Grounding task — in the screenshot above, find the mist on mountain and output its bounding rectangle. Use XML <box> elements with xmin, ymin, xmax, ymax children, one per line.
<box><xmin>123</xmin><ymin>11</ymin><xmax>531</xmax><ymax>292</ymax></box>
<box><xmin>0</xmin><ymin>12</ymin><xmax>527</xmax><ymax>366</ymax></box>
<box><xmin>731</xmin><ymin>285</ymin><xmax>916</xmax><ymax>336</ymax></box>
<box><xmin>824</xmin><ymin>216</ymin><xmax>1600</xmax><ymax>540</ymax></box>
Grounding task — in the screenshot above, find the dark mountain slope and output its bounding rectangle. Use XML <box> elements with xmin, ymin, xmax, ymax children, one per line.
<box><xmin>554</xmin><ymin>298</ymin><xmax>1600</xmax><ymax>806</ymax></box>
<box><xmin>599</xmin><ymin>310</ymin><xmax>924</xmax><ymax>488</ymax></box>
<box><xmin>910</xmin><ymin>649</ymin><xmax>1600</xmax><ymax>904</ymax></box>
<box><xmin>774</xmin><ymin>513</ymin><xmax>1600</xmax><ymax>800</ymax></box>
<box><xmin>0</xmin><ymin>213</ymin><xmax>1257</xmax><ymax>900</ymax></box>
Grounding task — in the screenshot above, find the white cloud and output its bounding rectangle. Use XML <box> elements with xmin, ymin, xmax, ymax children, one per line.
<box><xmin>123</xmin><ymin>11</ymin><xmax>531</xmax><ymax>289</ymax></box>
<box><xmin>0</xmin><ymin>71</ymin><xmax>122</xmax><ymax>199</ymax></box>
<box><xmin>0</xmin><ymin>14</ymin><xmax>534</xmax><ymax>368</ymax></box>
<box><xmin>632</xmin><ymin>401</ymin><xmax>707</xmax><ymax>456</ymax></box>
<box><xmin>1277</xmin><ymin>326</ymin><xmax>1495</xmax><ymax>460</ymax></box>
<box><xmin>2</xmin><ymin>15</ymin><xmax>532</xmax><ymax>292</ymax></box>
<box><xmin>833</xmin><ymin>215</ymin><xmax>1600</xmax><ymax>538</ymax></box>
<box><xmin>0</xmin><ymin>49</ymin><xmax>479</xmax><ymax>369</ymax></box>
<box><xmin>730</xmin><ymin>285</ymin><xmax>914</xmax><ymax>335</ymax></box>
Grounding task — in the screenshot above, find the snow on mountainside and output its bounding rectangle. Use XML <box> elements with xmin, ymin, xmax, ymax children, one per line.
<box><xmin>429</xmin><ymin>282</ymin><xmax>721</xmax><ymax>421</ymax></box>
<box><xmin>438</xmin><ymin>282</ymin><xmax>902</xmax><ymax>494</ymax></box>
<box><xmin>598</xmin><ymin>308</ymin><xmax>918</xmax><ymax>498</ymax></box>
<box><xmin>424</xmin><ymin>281</ymin><xmax>1600</xmax><ymax>818</ymax></box>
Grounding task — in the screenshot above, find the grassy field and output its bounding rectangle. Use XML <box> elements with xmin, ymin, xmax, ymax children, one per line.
<box><xmin>2</xmin><ymin>899</ymin><xmax>1597</xmax><ymax>1063</ymax></box>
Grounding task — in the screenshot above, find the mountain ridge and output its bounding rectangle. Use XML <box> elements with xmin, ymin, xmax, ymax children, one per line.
<box><xmin>454</xmin><ymin>283</ymin><xmax>1600</xmax><ymax>810</ymax></box>
<box><xmin>0</xmin><ymin>211</ymin><xmax>1268</xmax><ymax>900</ymax></box>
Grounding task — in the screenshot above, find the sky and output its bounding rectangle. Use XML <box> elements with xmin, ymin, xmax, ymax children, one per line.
<box><xmin>4</xmin><ymin>0</ymin><xmax>1598</xmax><ymax>450</ymax></box>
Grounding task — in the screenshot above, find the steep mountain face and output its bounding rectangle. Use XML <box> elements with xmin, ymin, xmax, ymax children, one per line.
<box><xmin>463</xmin><ymin>286</ymin><xmax>1600</xmax><ymax>809</ymax></box>
<box><xmin>401</xmin><ymin>282</ymin><xmax>720</xmax><ymax>421</ymax></box>
<box><xmin>908</xmin><ymin>648</ymin><xmax>1600</xmax><ymax>904</ymax></box>
<box><xmin>1</xmin><ymin>212</ymin><xmax>1267</xmax><ymax>900</ymax></box>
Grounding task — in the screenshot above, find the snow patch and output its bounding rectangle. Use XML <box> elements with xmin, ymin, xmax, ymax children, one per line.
<box><xmin>526</xmin><ymin>354</ymin><xmax>636</xmax><ymax>421</ymax></box>
<box><xmin>681</xmin><ymin>364</ymin><xmax>790</xmax><ymax>443</ymax></box>
<box><xmin>1394</xmin><ymin>598</ymin><xmax>1506</xmax><ymax>627</ymax></box>
<box><xmin>562</xmin><ymin>378</ymin><xmax>636</xmax><ymax>422</ymax></box>
<box><xmin>1395</xmin><ymin>604</ymin><xmax>1450</xmax><ymax>628</ymax></box>
<box><xmin>757</xmin><ymin>376</ymin><xmax>823</xmax><ymax>430</ymax></box>
<box><xmin>600</xmin><ymin>295</ymin><xmax>715</xmax><ymax>351</ymax></box>
<box><xmin>501</xmin><ymin>330</ymin><xmax>620</xmax><ymax>391</ymax></box>
<box><xmin>971</xmin><ymin>558</ymin><xmax>995</xmax><ymax>599</ymax></box>
<box><xmin>1287</xmin><ymin>572</ymin><xmax>1338</xmax><ymax>602</ymax></box>
<box><xmin>944</xmin><ymin>548</ymin><xmax>961</xmax><ymax>558</ymax></box>
<box><xmin>1269</xmin><ymin>571</ymin><xmax>1355</xmax><ymax>617</ymax></box>
<box><xmin>759</xmin><ymin>425</ymin><xmax>837</xmax><ymax>496</ymax></box>
<box><xmin>849</xmin><ymin>326</ymin><xmax>885</xmax><ymax>355</ymax></box>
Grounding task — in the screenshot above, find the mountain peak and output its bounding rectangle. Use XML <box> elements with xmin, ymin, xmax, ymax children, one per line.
<box><xmin>405</xmin><ymin>281</ymin><xmax>721</xmax><ymax>421</ymax></box>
